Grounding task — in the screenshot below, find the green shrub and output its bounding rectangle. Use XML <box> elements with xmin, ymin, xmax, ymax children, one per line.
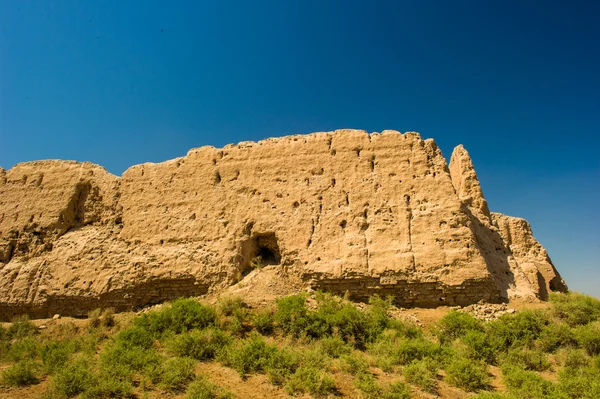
<box><xmin>167</xmin><ymin>328</ymin><xmax>232</xmax><ymax>360</ymax></box>
<box><xmin>393</xmin><ymin>338</ymin><xmax>441</xmax><ymax>365</ymax></box>
<box><xmin>487</xmin><ymin>310</ymin><xmax>547</xmax><ymax>352</ymax></box>
<box><xmin>456</xmin><ymin>330</ymin><xmax>497</xmax><ymax>364</ymax></box>
<box><xmin>219</xmin><ymin>333</ymin><xmax>276</xmax><ymax>377</ymax></box>
<box><xmin>217</xmin><ymin>297</ymin><xmax>247</xmax><ymax>317</ymax></box>
<box><xmin>99</xmin><ymin>339</ymin><xmax>163</xmax><ymax>379</ymax></box>
<box><xmin>186</xmin><ymin>375</ymin><xmax>233</xmax><ymax>399</ymax></box>
<box><xmin>339</xmin><ymin>351</ymin><xmax>370</xmax><ymax>375</ymax></box>
<box><xmin>134</xmin><ymin>298</ymin><xmax>217</xmax><ymax>336</ymax></box>
<box><xmin>551</xmin><ymin>292</ymin><xmax>600</xmax><ymax>327</ymax></box>
<box><xmin>157</xmin><ymin>357</ymin><xmax>196</xmax><ymax>392</ymax></box>
<box><xmin>274</xmin><ymin>295</ymin><xmax>311</xmax><ymax>337</ymax></box>
<box><xmin>285</xmin><ymin>366</ymin><xmax>336</xmax><ymax>397</ymax></box>
<box><xmin>557</xmin><ymin>362</ymin><xmax>600</xmax><ymax>398</ymax></box>
<box><xmin>403</xmin><ymin>358</ymin><xmax>438</xmax><ymax>393</ymax></box>
<box><xmin>503</xmin><ymin>348</ymin><xmax>551</xmax><ymax>371</ymax></box>
<box><xmin>445</xmin><ymin>357</ymin><xmax>490</xmax><ymax>392</ymax></box>
<box><xmin>252</xmin><ymin>309</ymin><xmax>274</xmax><ymax>334</ymax></box>
<box><xmin>100</xmin><ymin>308</ymin><xmax>116</xmax><ymax>328</ymax></box>
<box><xmin>114</xmin><ymin>326</ymin><xmax>154</xmax><ymax>349</ymax></box>
<box><xmin>1</xmin><ymin>359</ymin><xmax>39</xmax><ymax>386</ymax></box>
<box><xmin>436</xmin><ymin>310</ymin><xmax>483</xmax><ymax>345</ymax></box>
<box><xmin>223</xmin><ymin>307</ymin><xmax>248</xmax><ymax>336</ymax></box>
<box><xmin>501</xmin><ymin>364</ymin><xmax>556</xmax><ymax>399</ymax></box>
<box><xmin>539</xmin><ymin>322</ymin><xmax>577</xmax><ymax>352</ymax></box>
<box><xmin>354</xmin><ymin>373</ymin><xmax>411</xmax><ymax>399</ymax></box>
<box><xmin>7</xmin><ymin>315</ymin><xmax>37</xmax><ymax>339</ymax></box>
<box><xmin>87</xmin><ymin>309</ymin><xmax>102</xmax><ymax>330</ymax></box>
<box><xmin>80</xmin><ymin>373</ymin><xmax>133</xmax><ymax>399</ymax></box>
<box><xmin>575</xmin><ymin>322</ymin><xmax>600</xmax><ymax>356</ymax></box>
<box><xmin>5</xmin><ymin>336</ymin><xmax>39</xmax><ymax>362</ymax></box>
<box><xmin>386</xmin><ymin>319</ymin><xmax>422</xmax><ymax>339</ymax></box>
<box><xmin>353</xmin><ymin>372</ymin><xmax>381</xmax><ymax>398</ymax></box>
<box><xmin>274</xmin><ymin>293</ymin><xmax>390</xmax><ymax>346</ymax></box>
<box><xmin>381</xmin><ymin>381</ymin><xmax>411</xmax><ymax>399</ymax></box>
<box><xmin>264</xmin><ymin>347</ymin><xmax>300</xmax><ymax>385</ymax></box>
<box><xmin>41</xmin><ymin>339</ymin><xmax>76</xmax><ymax>374</ymax></box>
<box><xmin>470</xmin><ymin>393</ymin><xmax>511</xmax><ymax>399</ymax></box>
<box><xmin>367</xmin><ymin>332</ymin><xmax>441</xmax><ymax>369</ymax></box>
<box><xmin>559</xmin><ymin>348</ymin><xmax>591</xmax><ymax>369</ymax></box>
<box><xmin>50</xmin><ymin>358</ymin><xmax>94</xmax><ymax>397</ymax></box>
<box><xmin>317</xmin><ymin>336</ymin><xmax>352</xmax><ymax>358</ymax></box>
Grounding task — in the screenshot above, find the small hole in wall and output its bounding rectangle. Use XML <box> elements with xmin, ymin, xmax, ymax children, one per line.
<box><xmin>356</xmin><ymin>149</ymin><xmax>361</xmax><ymax>157</ymax></box>
<box><xmin>237</xmin><ymin>232</ymin><xmax>282</xmax><ymax>280</ymax></box>
<box><xmin>214</xmin><ymin>171</ymin><xmax>222</xmax><ymax>185</ymax></box>
<box><xmin>292</xmin><ymin>201</ymin><xmax>300</xmax><ymax>208</ymax></box>
<box><xmin>331</xmin><ymin>149</ymin><xmax>336</xmax><ymax>156</ymax></box>
<box><xmin>339</xmin><ymin>220</ymin><xmax>347</xmax><ymax>229</ymax></box>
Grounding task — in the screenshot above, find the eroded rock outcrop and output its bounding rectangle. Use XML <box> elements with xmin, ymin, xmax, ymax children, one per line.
<box><xmin>0</xmin><ymin>130</ymin><xmax>567</xmax><ymax>319</ymax></box>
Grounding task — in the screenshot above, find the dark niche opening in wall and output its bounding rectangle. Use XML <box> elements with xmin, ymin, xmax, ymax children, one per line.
<box><xmin>237</xmin><ymin>232</ymin><xmax>281</xmax><ymax>280</ymax></box>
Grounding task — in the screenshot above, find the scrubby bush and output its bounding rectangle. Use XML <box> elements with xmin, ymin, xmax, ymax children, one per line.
<box><xmin>354</xmin><ymin>373</ymin><xmax>411</xmax><ymax>399</ymax></box>
<box><xmin>186</xmin><ymin>375</ymin><xmax>233</xmax><ymax>399</ymax></box>
<box><xmin>1</xmin><ymin>359</ymin><xmax>39</xmax><ymax>386</ymax></box>
<box><xmin>274</xmin><ymin>295</ymin><xmax>311</xmax><ymax>337</ymax></box>
<box><xmin>80</xmin><ymin>373</ymin><xmax>133</xmax><ymax>399</ymax></box>
<box><xmin>264</xmin><ymin>347</ymin><xmax>300</xmax><ymax>385</ymax></box>
<box><xmin>7</xmin><ymin>315</ymin><xmax>37</xmax><ymax>339</ymax></box>
<box><xmin>166</xmin><ymin>327</ymin><xmax>232</xmax><ymax>360</ymax></box>
<box><xmin>470</xmin><ymin>393</ymin><xmax>510</xmax><ymax>399</ymax></box>
<box><xmin>575</xmin><ymin>322</ymin><xmax>600</xmax><ymax>356</ymax></box>
<box><xmin>50</xmin><ymin>358</ymin><xmax>94</xmax><ymax>397</ymax></box>
<box><xmin>339</xmin><ymin>351</ymin><xmax>370</xmax><ymax>375</ymax></box>
<box><xmin>381</xmin><ymin>381</ymin><xmax>411</xmax><ymax>399</ymax></box>
<box><xmin>252</xmin><ymin>309</ymin><xmax>274</xmax><ymax>334</ymax></box>
<box><xmin>219</xmin><ymin>333</ymin><xmax>277</xmax><ymax>377</ymax></box>
<box><xmin>501</xmin><ymin>364</ymin><xmax>556</xmax><ymax>398</ymax></box>
<box><xmin>354</xmin><ymin>372</ymin><xmax>381</xmax><ymax>398</ymax></box>
<box><xmin>487</xmin><ymin>310</ymin><xmax>547</xmax><ymax>352</ymax></box>
<box><xmin>557</xmin><ymin>361</ymin><xmax>600</xmax><ymax>398</ymax></box>
<box><xmin>386</xmin><ymin>319</ymin><xmax>422</xmax><ymax>339</ymax></box>
<box><xmin>156</xmin><ymin>357</ymin><xmax>196</xmax><ymax>392</ymax></box>
<box><xmin>317</xmin><ymin>336</ymin><xmax>352</xmax><ymax>358</ymax></box>
<box><xmin>539</xmin><ymin>322</ymin><xmax>577</xmax><ymax>352</ymax></box>
<box><xmin>559</xmin><ymin>348</ymin><xmax>591</xmax><ymax>369</ymax></box>
<box><xmin>403</xmin><ymin>358</ymin><xmax>438</xmax><ymax>393</ymax></box>
<box><xmin>456</xmin><ymin>330</ymin><xmax>497</xmax><ymax>364</ymax></box>
<box><xmin>273</xmin><ymin>293</ymin><xmax>392</xmax><ymax>346</ymax></box>
<box><xmin>503</xmin><ymin>347</ymin><xmax>551</xmax><ymax>371</ymax></box>
<box><xmin>5</xmin><ymin>336</ymin><xmax>39</xmax><ymax>362</ymax></box>
<box><xmin>445</xmin><ymin>357</ymin><xmax>490</xmax><ymax>392</ymax></box>
<box><xmin>87</xmin><ymin>309</ymin><xmax>103</xmax><ymax>330</ymax></box>
<box><xmin>285</xmin><ymin>365</ymin><xmax>336</xmax><ymax>397</ymax></box>
<box><xmin>41</xmin><ymin>339</ymin><xmax>76</xmax><ymax>374</ymax></box>
<box><xmin>436</xmin><ymin>310</ymin><xmax>483</xmax><ymax>345</ymax></box>
<box><xmin>134</xmin><ymin>298</ymin><xmax>217</xmax><ymax>337</ymax></box>
<box><xmin>217</xmin><ymin>297</ymin><xmax>247</xmax><ymax>317</ymax></box>
<box><xmin>393</xmin><ymin>338</ymin><xmax>441</xmax><ymax>365</ymax></box>
<box><xmin>551</xmin><ymin>292</ymin><xmax>600</xmax><ymax>327</ymax></box>
<box><xmin>99</xmin><ymin>336</ymin><xmax>163</xmax><ymax>379</ymax></box>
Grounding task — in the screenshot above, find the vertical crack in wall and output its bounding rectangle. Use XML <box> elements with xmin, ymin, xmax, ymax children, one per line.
<box><xmin>308</xmin><ymin>196</ymin><xmax>323</xmax><ymax>248</ymax></box>
<box><xmin>405</xmin><ymin>194</ymin><xmax>416</xmax><ymax>270</ymax></box>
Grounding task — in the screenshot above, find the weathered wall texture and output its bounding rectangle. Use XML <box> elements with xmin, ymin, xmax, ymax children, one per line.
<box><xmin>0</xmin><ymin>130</ymin><xmax>567</xmax><ymax>319</ymax></box>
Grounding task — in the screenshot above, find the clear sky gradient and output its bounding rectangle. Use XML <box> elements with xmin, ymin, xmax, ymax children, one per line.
<box><xmin>1</xmin><ymin>1</ymin><xmax>598</xmax><ymax>296</ymax></box>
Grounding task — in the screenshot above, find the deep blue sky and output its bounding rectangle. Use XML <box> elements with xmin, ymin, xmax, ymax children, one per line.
<box><xmin>1</xmin><ymin>1</ymin><xmax>598</xmax><ymax>296</ymax></box>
